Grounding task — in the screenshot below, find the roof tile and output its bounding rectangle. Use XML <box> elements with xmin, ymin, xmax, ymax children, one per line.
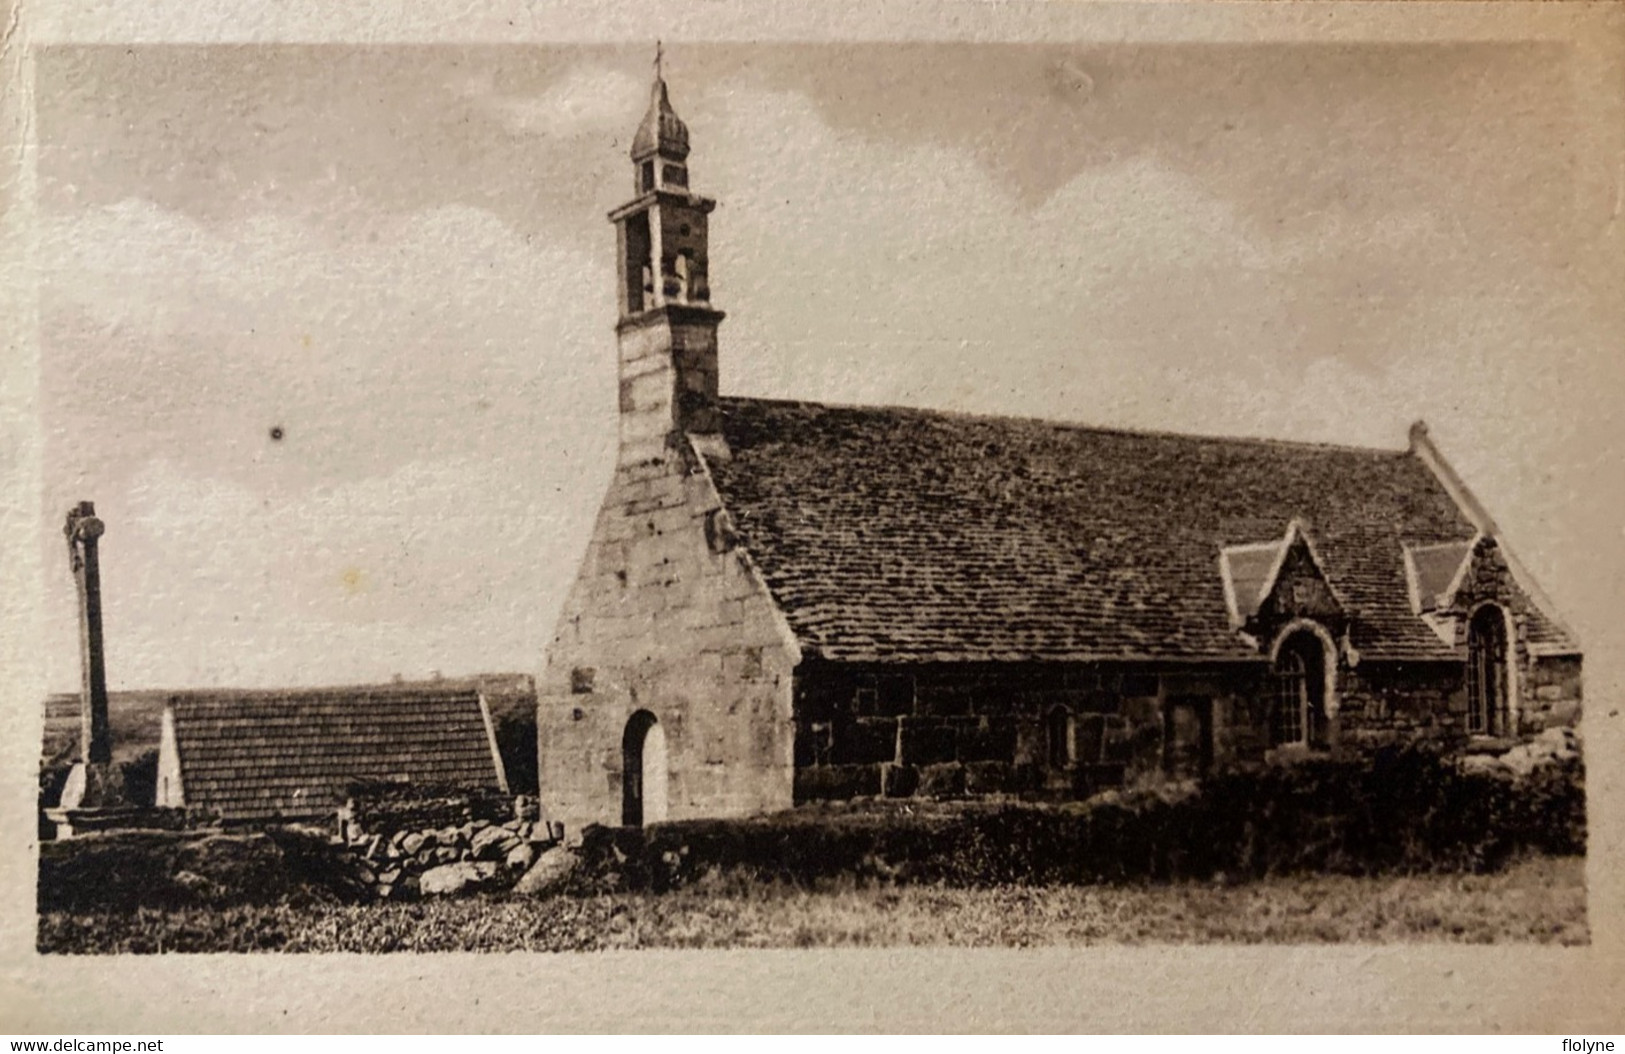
<box><xmin>705</xmin><ymin>397</ymin><xmax>1559</xmax><ymax>663</ymax></box>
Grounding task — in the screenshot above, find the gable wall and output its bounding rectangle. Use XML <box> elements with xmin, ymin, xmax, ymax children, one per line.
<box><xmin>1255</xmin><ymin>539</ymin><xmax>1342</xmax><ymax>626</ymax></box>
<box><xmin>1447</xmin><ymin>539</ymin><xmax>1581</xmax><ymax>735</ymax></box>
<box><xmin>538</xmin><ymin>441</ymin><xmax>796</xmax><ymax>832</ymax></box>
<box><xmin>156</xmin><ymin>707</ymin><xmax>183</xmax><ymax>808</ymax></box>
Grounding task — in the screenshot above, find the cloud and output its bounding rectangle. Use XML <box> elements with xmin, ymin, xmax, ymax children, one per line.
<box><xmin>451</xmin><ymin>64</ymin><xmax>648</xmax><ymax>140</ymax></box>
<box><xmin>38</xmin><ymin>197</ymin><xmax>614</xmax><ymax>479</ymax></box>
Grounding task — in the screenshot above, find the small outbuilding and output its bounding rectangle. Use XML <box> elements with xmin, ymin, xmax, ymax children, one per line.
<box><xmin>157</xmin><ymin>684</ymin><xmax>508</xmax><ymax>823</ymax></box>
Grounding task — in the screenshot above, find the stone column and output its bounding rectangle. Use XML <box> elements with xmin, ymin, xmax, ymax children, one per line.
<box><xmin>64</xmin><ymin>501</ymin><xmax>111</xmax><ymax>764</ymax></box>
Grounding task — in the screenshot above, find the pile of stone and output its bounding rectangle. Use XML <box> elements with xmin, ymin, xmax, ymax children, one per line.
<box><xmin>342</xmin><ymin>793</ymin><xmax>564</xmax><ymax>899</ymax></box>
<box><xmin>1460</xmin><ymin>726</ymin><xmax>1581</xmax><ymax>778</ymax></box>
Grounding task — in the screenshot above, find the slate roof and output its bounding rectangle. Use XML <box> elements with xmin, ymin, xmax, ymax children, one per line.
<box><xmin>704</xmin><ymin>397</ymin><xmax>1576</xmax><ymax>664</ymax></box>
<box><xmin>166</xmin><ymin>685</ymin><xmax>506</xmax><ymax>821</ymax></box>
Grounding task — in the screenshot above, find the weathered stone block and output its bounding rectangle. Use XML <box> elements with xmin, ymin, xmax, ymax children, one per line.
<box><xmin>917</xmin><ymin>762</ymin><xmax>966</xmax><ymax>799</ymax></box>
<box><xmin>514</xmin><ymin>845</ymin><xmax>580</xmax><ymax>897</ymax></box>
<box><xmin>505</xmin><ymin>842</ymin><xmax>537</xmax><ymax>872</ymax></box>
<box><xmin>470</xmin><ymin>824</ymin><xmax>511</xmax><ymax>861</ymax></box>
<box><xmin>898</xmin><ymin>717</ymin><xmax>957</xmax><ymax>765</ymax></box>
<box><xmin>914</xmin><ymin>685</ymin><xmax>972</xmax><ymax>717</ymax></box>
<box><xmin>962</xmin><ymin>760</ymin><xmax>1013</xmax><ymax>796</ymax></box>
<box><xmin>955</xmin><ymin>715</ymin><xmax>1017</xmax><ymax>763</ymax></box>
<box><xmin>793</xmin><ymin>764</ymin><xmax>882</xmax><ymax>802</ymax></box>
<box><xmin>419</xmin><ymin>861</ymin><xmax>488</xmax><ymax>897</ymax></box>
<box><xmin>832</xmin><ymin>717</ymin><xmax>898</xmax><ymax>766</ymax></box>
<box><xmin>881</xmin><ymin>763</ymin><xmax>919</xmax><ymax>798</ymax></box>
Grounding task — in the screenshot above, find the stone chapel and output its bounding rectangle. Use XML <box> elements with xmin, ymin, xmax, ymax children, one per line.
<box><xmin>536</xmin><ymin>70</ymin><xmax>1583</xmax><ymax>832</ymax></box>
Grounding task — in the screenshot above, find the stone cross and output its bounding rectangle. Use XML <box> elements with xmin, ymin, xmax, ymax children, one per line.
<box><xmin>64</xmin><ymin>501</ymin><xmax>111</xmax><ymax>765</ymax></box>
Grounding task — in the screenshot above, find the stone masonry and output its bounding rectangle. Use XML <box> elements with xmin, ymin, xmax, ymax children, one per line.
<box><xmin>538</xmin><ymin>73</ymin><xmax>796</xmax><ymax>831</ymax></box>
<box><xmin>538</xmin><ymin>435</ymin><xmax>797</xmax><ymax>832</ymax></box>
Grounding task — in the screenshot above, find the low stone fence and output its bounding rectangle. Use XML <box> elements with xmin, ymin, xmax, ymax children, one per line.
<box><xmin>337</xmin><ymin>784</ymin><xmax>563</xmax><ymax>898</ymax></box>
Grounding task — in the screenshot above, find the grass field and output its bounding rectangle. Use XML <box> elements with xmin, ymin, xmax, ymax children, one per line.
<box><xmin>39</xmin><ymin>852</ymin><xmax>1584</xmax><ymax>953</ymax></box>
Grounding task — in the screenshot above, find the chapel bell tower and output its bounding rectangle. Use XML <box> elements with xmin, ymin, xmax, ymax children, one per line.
<box><xmin>608</xmin><ymin>49</ymin><xmax>725</xmax><ymax>461</ymax></box>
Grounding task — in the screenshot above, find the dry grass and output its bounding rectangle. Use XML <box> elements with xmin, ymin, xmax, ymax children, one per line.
<box><xmin>39</xmin><ymin>852</ymin><xmax>1585</xmax><ymax>954</ymax></box>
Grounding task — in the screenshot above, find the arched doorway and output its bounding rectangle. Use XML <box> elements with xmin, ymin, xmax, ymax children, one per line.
<box><xmin>621</xmin><ymin>710</ymin><xmax>668</xmax><ymax>827</ymax></box>
<box><xmin>1466</xmin><ymin>605</ymin><xmax>1511</xmax><ymax>736</ymax></box>
<box><xmin>1271</xmin><ymin>630</ymin><xmax>1330</xmax><ymax>749</ymax></box>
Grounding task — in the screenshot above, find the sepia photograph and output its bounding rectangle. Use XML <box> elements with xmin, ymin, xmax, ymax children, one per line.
<box><xmin>6</xmin><ymin>0</ymin><xmax>1625</xmax><ymax>1033</ymax></box>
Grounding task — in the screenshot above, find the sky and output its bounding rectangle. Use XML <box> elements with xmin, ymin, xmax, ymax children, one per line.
<box><xmin>31</xmin><ymin>42</ymin><xmax>1617</xmax><ymax>691</ymax></box>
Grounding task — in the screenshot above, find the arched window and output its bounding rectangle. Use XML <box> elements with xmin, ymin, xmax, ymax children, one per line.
<box><xmin>1271</xmin><ymin>631</ymin><xmax>1330</xmax><ymax>749</ymax></box>
<box><xmin>1047</xmin><ymin>706</ymin><xmax>1075</xmax><ymax>769</ymax></box>
<box><xmin>1272</xmin><ymin>650</ymin><xmax>1307</xmax><ymax>747</ymax></box>
<box><xmin>1467</xmin><ymin>605</ymin><xmax>1510</xmax><ymax>736</ymax></box>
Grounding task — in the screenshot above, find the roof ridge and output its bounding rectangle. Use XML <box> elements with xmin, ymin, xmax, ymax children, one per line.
<box><xmin>165</xmin><ymin>684</ymin><xmax>484</xmax><ymax>703</ymax></box>
<box><xmin>717</xmin><ymin>394</ymin><xmax>1412</xmax><ymax>458</ymax></box>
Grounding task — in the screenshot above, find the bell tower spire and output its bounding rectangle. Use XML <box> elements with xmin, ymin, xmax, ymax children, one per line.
<box><xmin>608</xmin><ymin>51</ymin><xmax>725</xmax><ymax>461</ymax></box>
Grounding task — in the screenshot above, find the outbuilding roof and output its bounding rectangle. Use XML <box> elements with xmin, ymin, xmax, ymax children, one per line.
<box><xmin>703</xmin><ymin>396</ymin><xmax>1575</xmax><ymax>664</ymax></box>
<box><xmin>163</xmin><ymin>684</ymin><xmax>507</xmax><ymax>821</ymax></box>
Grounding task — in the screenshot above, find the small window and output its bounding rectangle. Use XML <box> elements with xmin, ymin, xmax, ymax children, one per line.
<box><xmin>640</xmin><ymin>161</ymin><xmax>655</xmax><ymax>191</ymax></box>
<box><xmin>1047</xmin><ymin>706</ymin><xmax>1075</xmax><ymax>768</ymax></box>
<box><xmin>570</xmin><ymin>667</ymin><xmax>596</xmax><ymax>695</ymax></box>
<box><xmin>663</xmin><ymin>163</ymin><xmax>688</xmax><ymax>187</ymax></box>
<box><xmin>853</xmin><ymin>686</ymin><xmax>878</xmax><ymax>715</ymax></box>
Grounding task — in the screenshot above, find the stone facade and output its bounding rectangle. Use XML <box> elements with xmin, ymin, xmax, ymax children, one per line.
<box><xmin>538</xmin><ymin>436</ymin><xmax>798</xmax><ymax>833</ymax></box>
<box><xmin>790</xmin><ymin>660</ymin><xmax>1278</xmax><ymax>799</ymax></box>
<box><xmin>788</xmin><ymin>655</ymin><xmax>1583</xmax><ymax>804</ymax></box>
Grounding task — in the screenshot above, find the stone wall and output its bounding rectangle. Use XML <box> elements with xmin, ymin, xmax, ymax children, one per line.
<box><xmin>788</xmin><ymin>654</ymin><xmax>1581</xmax><ymax>802</ymax></box>
<box><xmin>539</xmin><ymin>434</ymin><xmax>797</xmax><ymax>833</ymax></box>
<box><xmin>790</xmin><ymin>660</ymin><xmax>1269</xmax><ymax>802</ymax></box>
<box><xmin>1335</xmin><ymin>661</ymin><xmax>1467</xmax><ymax>749</ymax></box>
<box><xmin>1525</xmin><ymin>653</ymin><xmax>1583</xmax><ymax>731</ymax></box>
<box><xmin>338</xmin><ymin>791</ymin><xmax>555</xmax><ymax>899</ymax></box>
